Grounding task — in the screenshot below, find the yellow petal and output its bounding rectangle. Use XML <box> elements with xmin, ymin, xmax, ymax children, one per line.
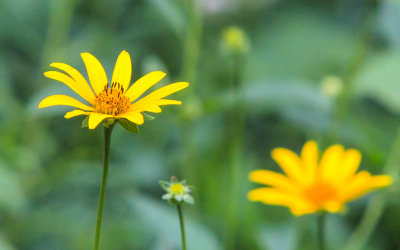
<box><xmin>271</xmin><ymin>148</ymin><xmax>306</xmax><ymax>185</ymax></box>
<box><xmin>341</xmin><ymin>173</ymin><xmax>392</xmax><ymax>202</ymax></box>
<box><xmin>44</xmin><ymin>71</ymin><xmax>94</xmax><ymax>104</ymax></box>
<box><xmin>38</xmin><ymin>95</ymin><xmax>95</xmax><ymax>111</ymax></box>
<box><xmin>301</xmin><ymin>140</ymin><xmax>319</xmax><ymax>184</ymax></box>
<box><xmin>131</xmin><ymin>82</ymin><xmax>189</xmax><ymax>105</ymax></box>
<box><xmin>124</xmin><ymin>71</ymin><xmax>166</xmax><ymax>102</ymax></box>
<box><xmin>81</xmin><ymin>52</ymin><xmax>108</xmax><ymax>95</ymax></box>
<box><xmin>290</xmin><ymin>205</ymin><xmax>318</xmax><ymax>216</ymax></box>
<box><xmin>370</xmin><ymin>175</ymin><xmax>392</xmax><ymax>187</ymax></box>
<box><xmin>157</xmin><ymin>99</ymin><xmax>182</xmax><ymax>105</ymax></box>
<box><xmin>248</xmin><ymin>170</ymin><xmax>297</xmax><ymax>192</ymax></box>
<box><xmin>135</xmin><ymin>105</ymin><xmax>162</xmax><ymax>113</ymax></box>
<box><xmin>318</xmin><ymin>144</ymin><xmax>344</xmax><ymax>182</ymax></box>
<box><xmin>248</xmin><ymin>188</ymin><xmax>294</xmax><ymax>205</ymax></box>
<box><xmin>136</xmin><ymin>98</ymin><xmax>182</xmax><ymax>109</ymax></box>
<box><xmin>88</xmin><ymin>113</ymin><xmax>112</xmax><ymax>130</ymax></box>
<box><xmin>118</xmin><ymin>112</ymin><xmax>144</xmax><ymax>125</ymax></box>
<box><xmin>65</xmin><ymin>109</ymin><xmax>89</xmax><ymax>119</ymax></box>
<box><xmin>111</xmin><ymin>50</ymin><xmax>132</xmax><ymax>91</ymax></box>
<box><xmin>49</xmin><ymin>62</ymin><xmax>95</xmax><ymax>103</ymax></box>
<box><xmin>129</xmin><ymin>99</ymin><xmax>182</xmax><ymax>114</ymax></box>
<box><xmin>336</xmin><ymin>149</ymin><xmax>362</xmax><ymax>183</ymax></box>
<box><xmin>322</xmin><ymin>200</ymin><xmax>344</xmax><ymax>213</ymax></box>
<box><xmin>248</xmin><ymin>188</ymin><xmax>314</xmax><ymax>214</ymax></box>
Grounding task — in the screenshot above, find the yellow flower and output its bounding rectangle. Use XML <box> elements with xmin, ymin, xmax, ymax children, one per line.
<box><xmin>248</xmin><ymin>141</ymin><xmax>392</xmax><ymax>216</ymax></box>
<box><xmin>38</xmin><ymin>50</ymin><xmax>189</xmax><ymax>129</ymax></box>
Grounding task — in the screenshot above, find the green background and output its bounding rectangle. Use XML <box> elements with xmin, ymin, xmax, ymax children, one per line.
<box><xmin>0</xmin><ymin>0</ymin><xmax>399</xmax><ymax>249</ymax></box>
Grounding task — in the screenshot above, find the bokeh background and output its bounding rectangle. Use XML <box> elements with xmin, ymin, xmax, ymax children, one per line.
<box><xmin>1</xmin><ymin>0</ymin><xmax>400</xmax><ymax>249</ymax></box>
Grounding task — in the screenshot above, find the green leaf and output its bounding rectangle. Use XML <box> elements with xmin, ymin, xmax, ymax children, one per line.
<box><xmin>143</xmin><ymin>113</ymin><xmax>155</xmax><ymax>121</ymax></box>
<box><xmin>354</xmin><ymin>51</ymin><xmax>400</xmax><ymax>114</ymax></box>
<box><xmin>257</xmin><ymin>223</ymin><xmax>297</xmax><ymax>250</ymax></box>
<box><xmin>119</xmin><ymin>118</ymin><xmax>139</xmax><ymax>134</ymax></box>
<box><xmin>148</xmin><ymin>0</ymin><xmax>185</xmax><ymax>35</ymax></box>
<box><xmin>103</xmin><ymin>118</ymin><xmax>115</xmax><ymax>128</ymax></box>
<box><xmin>378</xmin><ymin>1</ymin><xmax>400</xmax><ymax>50</ymax></box>
<box><xmin>81</xmin><ymin>116</ymin><xmax>89</xmax><ymax>128</ymax></box>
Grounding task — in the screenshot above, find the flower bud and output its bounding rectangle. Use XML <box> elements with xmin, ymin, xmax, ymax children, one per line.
<box><xmin>320</xmin><ymin>75</ymin><xmax>343</xmax><ymax>98</ymax></box>
<box><xmin>222</xmin><ymin>26</ymin><xmax>250</xmax><ymax>54</ymax></box>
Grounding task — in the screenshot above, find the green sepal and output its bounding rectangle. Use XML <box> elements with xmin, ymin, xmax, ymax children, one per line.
<box><xmin>119</xmin><ymin>118</ymin><xmax>139</xmax><ymax>134</ymax></box>
<box><xmin>103</xmin><ymin>118</ymin><xmax>115</xmax><ymax>128</ymax></box>
<box><xmin>82</xmin><ymin>116</ymin><xmax>89</xmax><ymax>128</ymax></box>
<box><xmin>168</xmin><ymin>199</ymin><xmax>183</xmax><ymax>206</ymax></box>
<box><xmin>143</xmin><ymin>113</ymin><xmax>155</xmax><ymax>121</ymax></box>
<box><xmin>159</xmin><ymin>180</ymin><xmax>169</xmax><ymax>191</ymax></box>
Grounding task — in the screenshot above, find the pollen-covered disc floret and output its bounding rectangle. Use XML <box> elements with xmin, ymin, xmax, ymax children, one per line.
<box><xmin>160</xmin><ymin>177</ymin><xmax>194</xmax><ymax>205</ymax></box>
<box><xmin>94</xmin><ymin>82</ymin><xmax>130</xmax><ymax>116</ymax></box>
<box><xmin>247</xmin><ymin>140</ymin><xmax>392</xmax><ymax>216</ymax></box>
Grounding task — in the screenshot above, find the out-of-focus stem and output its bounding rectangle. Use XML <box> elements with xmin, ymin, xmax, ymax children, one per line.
<box><xmin>179</xmin><ymin>0</ymin><xmax>203</xmax><ymax>188</ymax></box>
<box><xmin>40</xmin><ymin>0</ymin><xmax>76</xmax><ymax>81</ymax></box>
<box><xmin>336</xmin><ymin>3</ymin><xmax>376</xmax><ymax>120</ymax></box>
<box><xmin>224</xmin><ymin>53</ymin><xmax>245</xmax><ymax>249</ymax></box>
<box><xmin>180</xmin><ymin>0</ymin><xmax>202</xmax><ymax>87</ymax></box>
<box><xmin>343</xmin><ymin>126</ymin><xmax>400</xmax><ymax>250</ymax></box>
<box><xmin>318</xmin><ymin>213</ymin><xmax>326</xmax><ymax>250</ymax></box>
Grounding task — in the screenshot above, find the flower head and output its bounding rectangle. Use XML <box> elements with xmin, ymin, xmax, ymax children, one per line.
<box><xmin>248</xmin><ymin>141</ymin><xmax>392</xmax><ymax>216</ymax></box>
<box><xmin>38</xmin><ymin>50</ymin><xmax>189</xmax><ymax>130</ymax></box>
<box><xmin>160</xmin><ymin>177</ymin><xmax>194</xmax><ymax>205</ymax></box>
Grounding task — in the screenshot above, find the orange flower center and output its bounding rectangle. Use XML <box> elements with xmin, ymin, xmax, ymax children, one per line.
<box><xmin>94</xmin><ymin>82</ymin><xmax>130</xmax><ymax>116</ymax></box>
<box><xmin>304</xmin><ymin>182</ymin><xmax>337</xmax><ymax>206</ymax></box>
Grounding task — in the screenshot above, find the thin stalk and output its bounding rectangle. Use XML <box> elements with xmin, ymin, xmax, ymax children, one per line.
<box><xmin>177</xmin><ymin>204</ymin><xmax>187</xmax><ymax>250</ymax></box>
<box><xmin>224</xmin><ymin>53</ymin><xmax>245</xmax><ymax>249</ymax></box>
<box><xmin>336</xmin><ymin>2</ymin><xmax>376</xmax><ymax>120</ymax></box>
<box><xmin>40</xmin><ymin>0</ymin><xmax>76</xmax><ymax>85</ymax></box>
<box><xmin>94</xmin><ymin>125</ymin><xmax>114</xmax><ymax>250</ymax></box>
<box><xmin>343</xmin><ymin>126</ymin><xmax>400</xmax><ymax>250</ymax></box>
<box><xmin>317</xmin><ymin>213</ymin><xmax>326</xmax><ymax>250</ymax></box>
<box><xmin>179</xmin><ymin>0</ymin><xmax>203</xmax><ymax>204</ymax></box>
<box><xmin>180</xmin><ymin>0</ymin><xmax>202</xmax><ymax>86</ymax></box>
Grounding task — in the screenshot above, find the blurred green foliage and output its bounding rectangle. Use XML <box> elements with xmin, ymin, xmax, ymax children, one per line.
<box><xmin>1</xmin><ymin>0</ymin><xmax>400</xmax><ymax>249</ymax></box>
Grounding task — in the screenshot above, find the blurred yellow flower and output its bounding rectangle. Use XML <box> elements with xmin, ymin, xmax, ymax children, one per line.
<box><xmin>39</xmin><ymin>50</ymin><xmax>189</xmax><ymax>129</ymax></box>
<box><xmin>248</xmin><ymin>141</ymin><xmax>392</xmax><ymax>216</ymax></box>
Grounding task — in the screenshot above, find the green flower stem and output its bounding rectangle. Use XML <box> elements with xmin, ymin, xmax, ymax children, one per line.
<box><xmin>94</xmin><ymin>124</ymin><xmax>114</xmax><ymax>250</ymax></box>
<box><xmin>317</xmin><ymin>212</ymin><xmax>326</xmax><ymax>250</ymax></box>
<box><xmin>177</xmin><ymin>204</ymin><xmax>187</xmax><ymax>250</ymax></box>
